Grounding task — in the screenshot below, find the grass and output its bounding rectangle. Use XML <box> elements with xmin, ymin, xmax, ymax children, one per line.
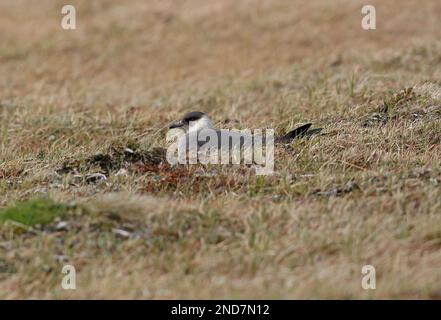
<box><xmin>0</xmin><ymin>0</ymin><xmax>440</xmax><ymax>299</ymax></box>
<box><xmin>0</xmin><ymin>199</ymin><xmax>67</xmax><ymax>226</ymax></box>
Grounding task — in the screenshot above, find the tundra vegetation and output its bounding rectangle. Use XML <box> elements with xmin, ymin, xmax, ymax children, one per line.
<box><xmin>0</xmin><ymin>0</ymin><xmax>440</xmax><ymax>298</ymax></box>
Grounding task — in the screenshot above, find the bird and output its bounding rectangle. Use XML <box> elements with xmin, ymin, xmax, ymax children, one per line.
<box><xmin>166</xmin><ymin>111</ymin><xmax>321</xmax><ymax>171</ymax></box>
<box><xmin>167</xmin><ymin>111</ymin><xmax>320</xmax><ymax>145</ymax></box>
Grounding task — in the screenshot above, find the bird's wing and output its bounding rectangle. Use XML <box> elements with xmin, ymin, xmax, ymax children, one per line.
<box><xmin>275</xmin><ymin>123</ymin><xmax>317</xmax><ymax>143</ymax></box>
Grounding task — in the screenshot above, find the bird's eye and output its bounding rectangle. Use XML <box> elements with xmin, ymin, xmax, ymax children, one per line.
<box><xmin>186</xmin><ymin>117</ymin><xmax>197</xmax><ymax>122</ymax></box>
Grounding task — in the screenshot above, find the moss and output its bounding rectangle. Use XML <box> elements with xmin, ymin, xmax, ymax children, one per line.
<box><xmin>0</xmin><ymin>199</ymin><xmax>67</xmax><ymax>226</ymax></box>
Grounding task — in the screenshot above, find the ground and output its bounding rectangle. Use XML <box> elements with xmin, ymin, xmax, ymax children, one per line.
<box><xmin>0</xmin><ymin>0</ymin><xmax>440</xmax><ymax>299</ymax></box>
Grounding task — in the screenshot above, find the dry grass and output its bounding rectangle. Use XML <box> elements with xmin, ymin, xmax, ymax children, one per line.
<box><xmin>0</xmin><ymin>0</ymin><xmax>441</xmax><ymax>299</ymax></box>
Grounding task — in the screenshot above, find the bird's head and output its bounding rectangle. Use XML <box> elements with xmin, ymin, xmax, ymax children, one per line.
<box><xmin>169</xmin><ymin>111</ymin><xmax>214</xmax><ymax>133</ymax></box>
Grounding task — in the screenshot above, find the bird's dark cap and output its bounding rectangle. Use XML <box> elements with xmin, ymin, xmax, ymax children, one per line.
<box><xmin>169</xmin><ymin>111</ymin><xmax>206</xmax><ymax>129</ymax></box>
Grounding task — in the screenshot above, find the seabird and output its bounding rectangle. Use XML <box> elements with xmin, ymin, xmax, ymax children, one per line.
<box><xmin>167</xmin><ymin>111</ymin><xmax>320</xmax><ymax>147</ymax></box>
<box><xmin>166</xmin><ymin>111</ymin><xmax>321</xmax><ymax>174</ymax></box>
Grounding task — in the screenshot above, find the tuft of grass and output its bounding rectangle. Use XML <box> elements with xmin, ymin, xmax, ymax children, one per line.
<box><xmin>0</xmin><ymin>199</ymin><xmax>67</xmax><ymax>226</ymax></box>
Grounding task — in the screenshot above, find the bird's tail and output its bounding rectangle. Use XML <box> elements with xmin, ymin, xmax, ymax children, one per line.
<box><xmin>275</xmin><ymin>123</ymin><xmax>322</xmax><ymax>143</ymax></box>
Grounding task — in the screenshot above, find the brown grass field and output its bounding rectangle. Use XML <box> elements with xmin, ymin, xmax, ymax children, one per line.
<box><xmin>0</xmin><ymin>0</ymin><xmax>441</xmax><ymax>299</ymax></box>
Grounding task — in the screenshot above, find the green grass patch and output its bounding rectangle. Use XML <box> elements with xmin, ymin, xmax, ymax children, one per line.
<box><xmin>0</xmin><ymin>199</ymin><xmax>67</xmax><ymax>226</ymax></box>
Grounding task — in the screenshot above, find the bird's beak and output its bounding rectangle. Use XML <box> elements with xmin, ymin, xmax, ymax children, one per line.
<box><xmin>169</xmin><ymin>120</ymin><xmax>184</xmax><ymax>129</ymax></box>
